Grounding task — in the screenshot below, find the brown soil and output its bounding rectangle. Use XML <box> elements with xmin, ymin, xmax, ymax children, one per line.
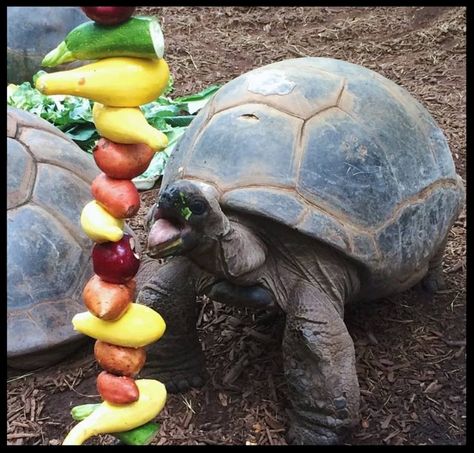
<box><xmin>7</xmin><ymin>6</ymin><xmax>466</xmax><ymax>446</ymax></box>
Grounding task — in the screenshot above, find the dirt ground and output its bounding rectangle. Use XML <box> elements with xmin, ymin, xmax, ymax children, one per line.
<box><xmin>7</xmin><ymin>6</ymin><xmax>466</xmax><ymax>445</ymax></box>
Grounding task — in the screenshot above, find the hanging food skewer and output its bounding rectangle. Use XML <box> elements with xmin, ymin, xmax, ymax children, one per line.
<box><xmin>36</xmin><ymin>6</ymin><xmax>171</xmax><ymax>445</ymax></box>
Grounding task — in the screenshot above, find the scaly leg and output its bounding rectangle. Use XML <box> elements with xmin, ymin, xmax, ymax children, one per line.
<box><xmin>282</xmin><ymin>283</ymin><xmax>359</xmax><ymax>445</ymax></box>
<box><xmin>421</xmin><ymin>234</ymin><xmax>449</xmax><ymax>293</ymax></box>
<box><xmin>136</xmin><ymin>256</ymin><xmax>210</xmax><ymax>393</ymax></box>
<box><xmin>206</xmin><ymin>280</ymin><xmax>275</xmax><ymax>310</ymax></box>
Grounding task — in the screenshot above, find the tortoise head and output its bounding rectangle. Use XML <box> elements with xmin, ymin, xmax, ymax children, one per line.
<box><xmin>146</xmin><ymin>180</ymin><xmax>230</xmax><ymax>258</ymax></box>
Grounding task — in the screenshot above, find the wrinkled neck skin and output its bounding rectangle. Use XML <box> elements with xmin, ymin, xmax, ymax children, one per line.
<box><xmin>261</xmin><ymin>220</ymin><xmax>361</xmax><ymax>316</ymax></box>
<box><xmin>187</xmin><ymin>213</ymin><xmax>267</xmax><ymax>282</ymax></box>
<box><xmin>188</xmin><ymin>213</ymin><xmax>361</xmax><ymax>316</ymax></box>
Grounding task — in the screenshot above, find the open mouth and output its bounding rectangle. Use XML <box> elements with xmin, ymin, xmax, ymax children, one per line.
<box><xmin>147</xmin><ymin>207</ymin><xmax>190</xmax><ymax>257</ymax></box>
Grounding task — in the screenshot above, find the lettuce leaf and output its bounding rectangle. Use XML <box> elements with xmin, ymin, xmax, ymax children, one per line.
<box><xmin>7</xmin><ymin>78</ymin><xmax>221</xmax><ymax>188</ymax></box>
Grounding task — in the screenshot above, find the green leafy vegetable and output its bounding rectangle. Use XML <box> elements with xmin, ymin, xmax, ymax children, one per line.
<box><xmin>132</xmin><ymin>126</ymin><xmax>187</xmax><ymax>190</ymax></box>
<box><xmin>175</xmin><ymin>192</ymin><xmax>193</xmax><ymax>221</ymax></box>
<box><xmin>175</xmin><ymin>193</ymin><xmax>191</xmax><ymax>220</ymax></box>
<box><xmin>7</xmin><ymin>78</ymin><xmax>221</xmax><ymax>188</ymax></box>
<box><xmin>181</xmin><ymin>207</ymin><xmax>193</xmax><ymax>220</ymax></box>
<box><xmin>8</xmin><ymin>81</ymin><xmax>99</xmax><ymax>152</ymax></box>
<box><xmin>174</xmin><ymin>85</ymin><xmax>221</xmax><ymax>114</ymax></box>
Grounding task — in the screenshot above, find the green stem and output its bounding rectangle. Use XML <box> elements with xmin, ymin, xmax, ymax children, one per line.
<box><xmin>71</xmin><ymin>403</ymin><xmax>102</xmax><ymax>421</ymax></box>
<box><xmin>41</xmin><ymin>41</ymin><xmax>75</xmax><ymax>67</ymax></box>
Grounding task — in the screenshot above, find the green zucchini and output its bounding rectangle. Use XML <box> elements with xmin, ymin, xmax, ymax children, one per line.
<box><xmin>115</xmin><ymin>423</ymin><xmax>160</xmax><ymax>446</ymax></box>
<box><xmin>70</xmin><ymin>403</ymin><xmax>160</xmax><ymax>445</ymax></box>
<box><xmin>70</xmin><ymin>403</ymin><xmax>102</xmax><ymax>421</ymax></box>
<box><xmin>42</xmin><ymin>16</ymin><xmax>164</xmax><ymax>67</ymax></box>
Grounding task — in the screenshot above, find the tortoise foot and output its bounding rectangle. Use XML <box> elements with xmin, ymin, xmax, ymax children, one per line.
<box><xmin>139</xmin><ymin>337</ymin><xmax>207</xmax><ymax>393</ymax></box>
<box><xmin>421</xmin><ymin>270</ymin><xmax>447</xmax><ymax>294</ymax></box>
<box><xmin>286</xmin><ymin>421</ymin><xmax>342</xmax><ymax>445</ymax></box>
<box><xmin>160</xmin><ymin>369</ymin><xmax>206</xmax><ymax>394</ymax></box>
<box><xmin>420</xmin><ymin>235</ymin><xmax>449</xmax><ymax>294</ymax></box>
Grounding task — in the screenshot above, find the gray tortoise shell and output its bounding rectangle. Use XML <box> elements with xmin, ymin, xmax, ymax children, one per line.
<box><xmin>7</xmin><ymin>106</ymin><xmax>99</xmax><ymax>363</ymax></box>
<box><xmin>163</xmin><ymin>57</ymin><xmax>465</xmax><ymax>296</ymax></box>
<box><xmin>7</xmin><ymin>6</ymin><xmax>87</xmax><ymax>84</ymax></box>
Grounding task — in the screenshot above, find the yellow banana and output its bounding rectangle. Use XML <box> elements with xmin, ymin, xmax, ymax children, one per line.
<box><xmin>72</xmin><ymin>303</ymin><xmax>166</xmax><ymax>347</ymax></box>
<box><xmin>93</xmin><ymin>102</ymin><xmax>169</xmax><ymax>151</ymax></box>
<box><xmin>63</xmin><ymin>379</ymin><xmax>167</xmax><ymax>445</ymax></box>
<box><xmin>81</xmin><ymin>200</ymin><xmax>124</xmax><ymax>243</ymax></box>
<box><xmin>35</xmin><ymin>57</ymin><xmax>169</xmax><ymax>107</ymax></box>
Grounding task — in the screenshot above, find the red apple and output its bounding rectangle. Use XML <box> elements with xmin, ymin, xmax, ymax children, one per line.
<box><xmin>92</xmin><ymin>234</ymin><xmax>140</xmax><ymax>284</ymax></box>
<box><xmin>81</xmin><ymin>7</ymin><xmax>135</xmax><ymax>25</ymax></box>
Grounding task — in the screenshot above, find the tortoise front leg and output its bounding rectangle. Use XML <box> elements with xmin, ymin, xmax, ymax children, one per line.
<box><xmin>136</xmin><ymin>256</ymin><xmax>212</xmax><ymax>393</ymax></box>
<box><xmin>283</xmin><ymin>283</ymin><xmax>359</xmax><ymax>445</ymax></box>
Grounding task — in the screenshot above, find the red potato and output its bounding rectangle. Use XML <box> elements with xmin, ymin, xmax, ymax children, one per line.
<box><xmin>81</xmin><ymin>7</ymin><xmax>135</xmax><ymax>25</ymax></box>
<box><xmin>93</xmin><ymin>138</ymin><xmax>155</xmax><ymax>180</ymax></box>
<box><xmin>92</xmin><ymin>173</ymin><xmax>140</xmax><ymax>219</ymax></box>
<box><xmin>94</xmin><ymin>341</ymin><xmax>146</xmax><ymax>377</ymax></box>
<box><xmin>82</xmin><ymin>275</ymin><xmax>135</xmax><ymax>320</ymax></box>
<box><xmin>96</xmin><ymin>371</ymin><xmax>139</xmax><ymax>404</ymax></box>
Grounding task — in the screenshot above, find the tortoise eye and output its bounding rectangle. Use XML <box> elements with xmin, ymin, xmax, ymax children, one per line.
<box><xmin>190</xmin><ymin>199</ymin><xmax>207</xmax><ymax>215</ymax></box>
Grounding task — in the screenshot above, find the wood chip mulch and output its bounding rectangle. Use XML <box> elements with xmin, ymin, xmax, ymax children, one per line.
<box><xmin>7</xmin><ymin>6</ymin><xmax>465</xmax><ymax>445</ymax></box>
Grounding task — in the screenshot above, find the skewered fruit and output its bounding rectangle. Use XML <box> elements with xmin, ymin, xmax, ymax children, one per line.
<box><xmin>92</xmin><ymin>234</ymin><xmax>140</xmax><ymax>284</ymax></box>
<box><xmin>83</xmin><ymin>275</ymin><xmax>135</xmax><ymax>321</ymax></box>
<box><xmin>80</xmin><ymin>200</ymin><xmax>124</xmax><ymax>243</ymax></box>
<box><xmin>72</xmin><ymin>303</ymin><xmax>166</xmax><ymax>348</ymax></box>
<box><xmin>94</xmin><ymin>341</ymin><xmax>146</xmax><ymax>377</ymax></box>
<box><xmin>63</xmin><ymin>379</ymin><xmax>167</xmax><ymax>445</ymax></box>
<box><xmin>93</xmin><ymin>102</ymin><xmax>169</xmax><ymax>151</ymax></box>
<box><xmin>35</xmin><ymin>57</ymin><xmax>169</xmax><ymax>107</ymax></box>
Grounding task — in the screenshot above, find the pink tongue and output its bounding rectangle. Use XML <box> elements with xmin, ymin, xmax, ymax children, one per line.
<box><xmin>148</xmin><ymin>218</ymin><xmax>181</xmax><ymax>247</ymax></box>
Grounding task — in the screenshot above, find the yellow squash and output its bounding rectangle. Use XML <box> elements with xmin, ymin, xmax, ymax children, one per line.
<box><xmin>63</xmin><ymin>379</ymin><xmax>167</xmax><ymax>445</ymax></box>
<box><xmin>80</xmin><ymin>200</ymin><xmax>124</xmax><ymax>243</ymax></box>
<box><xmin>35</xmin><ymin>57</ymin><xmax>169</xmax><ymax>107</ymax></box>
<box><xmin>93</xmin><ymin>102</ymin><xmax>168</xmax><ymax>151</ymax></box>
<box><xmin>72</xmin><ymin>302</ymin><xmax>166</xmax><ymax>347</ymax></box>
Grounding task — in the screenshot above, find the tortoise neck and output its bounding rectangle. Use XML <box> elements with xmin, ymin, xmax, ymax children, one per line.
<box><xmin>255</xmin><ymin>221</ymin><xmax>361</xmax><ymax>316</ymax></box>
<box><xmin>187</xmin><ymin>217</ymin><xmax>267</xmax><ymax>283</ymax></box>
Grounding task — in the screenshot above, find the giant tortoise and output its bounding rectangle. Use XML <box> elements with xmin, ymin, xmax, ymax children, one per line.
<box><xmin>7</xmin><ymin>6</ymin><xmax>87</xmax><ymax>84</ymax></box>
<box><xmin>136</xmin><ymin>57</ymin><xmax>465</xmax><ymax>444</ymax></box>
<box><xmin>7</xmin><ymin>106</ymin><xmax>99</xmax><ymax>370</ymax></box>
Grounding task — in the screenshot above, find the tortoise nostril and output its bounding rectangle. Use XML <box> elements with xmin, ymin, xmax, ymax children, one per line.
<box><xmin>159</xmin><ymin>191</ymin><xmax>173</xmax><ymax>206</ymax></box>
<box><xmin>168</xmin><ymin>186</ymin><xmax>179</xmax><ymax>197</ymax></box>
<box><xmin>160</xmin><ymin>187</ymin><xmax>180</xmax><ymax>206</ymax></box>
